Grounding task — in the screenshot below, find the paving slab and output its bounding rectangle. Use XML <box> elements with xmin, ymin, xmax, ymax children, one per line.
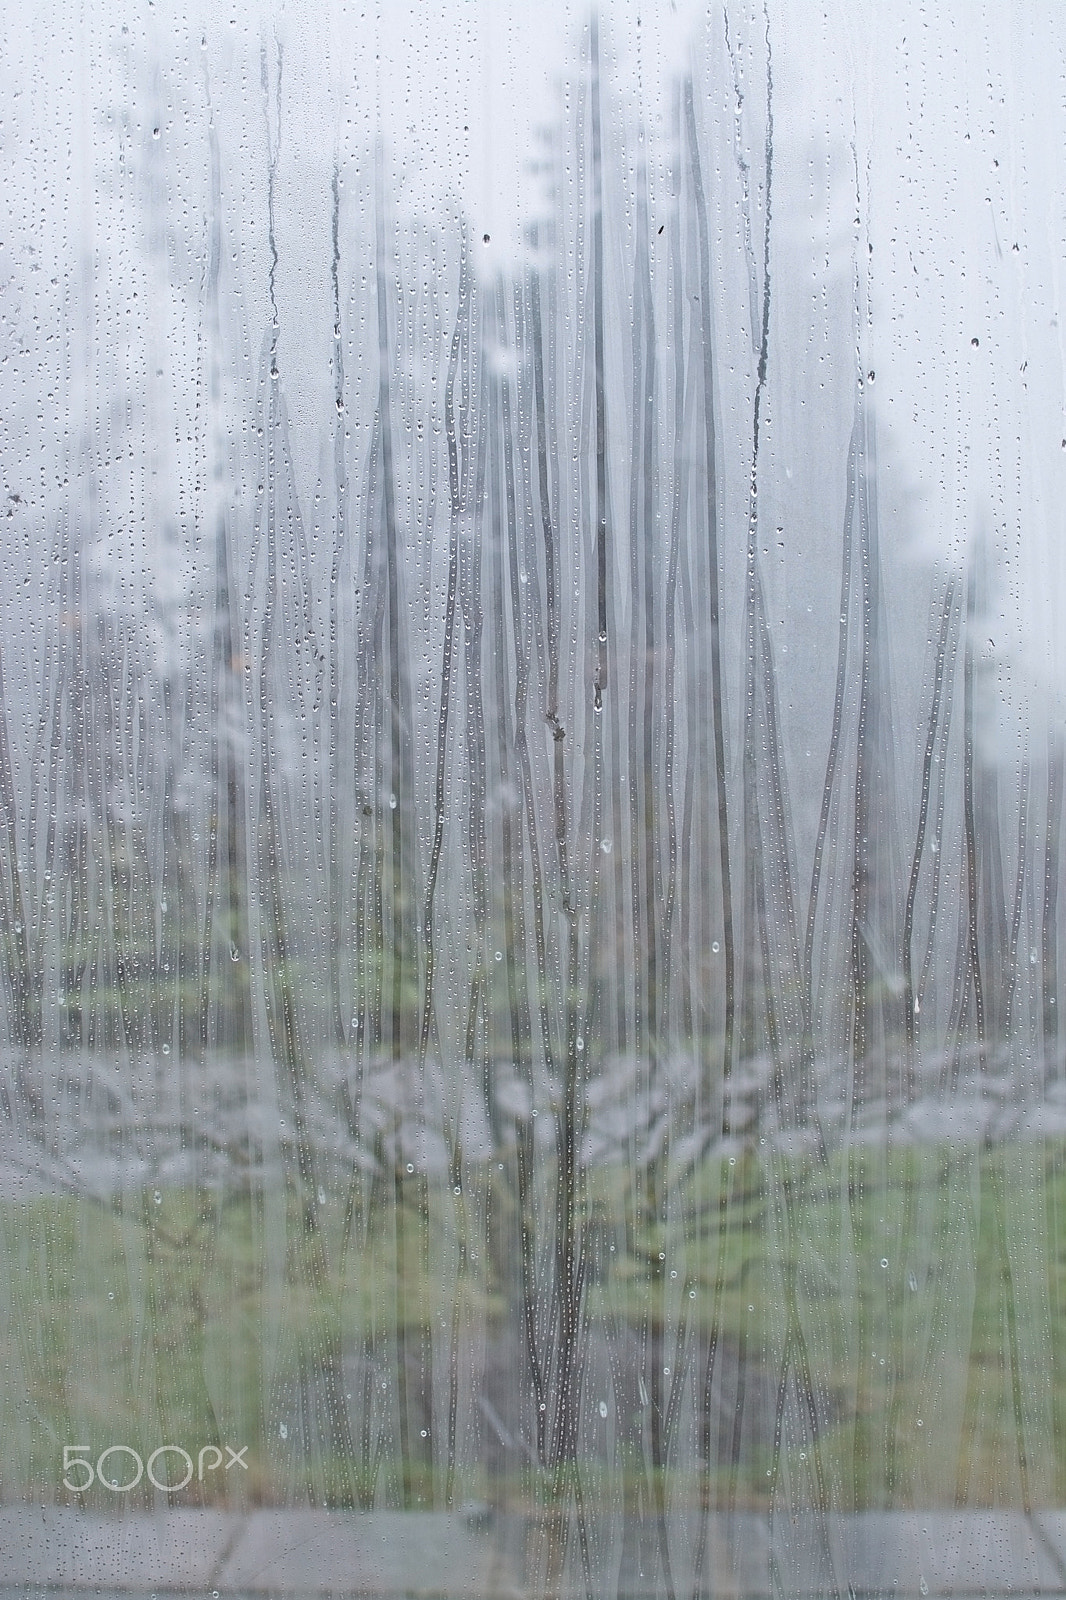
<box><xmin>216</xmin><ymin>1509</ymin><xmax>525</xmax><ymax>1596</ymax></box>
<box><xmin>0</xmin><ymin>1505</ymin><xmax>236</xmax><ymax>1589</ymax></box>
<box><xmin>693</xmin><ymin>1512</ymin><xmax>773</xmax><ymax>1598</ymax></box>
<box><xmin>769</xmin><ymin>1511</ymin><xmax>1062</xmax><ymax>1598</ymax></box>
<box><xmin>1029</xmin><ymin>1514</ymin><xmax>1066</xmax><ymax>1586</ymax></box>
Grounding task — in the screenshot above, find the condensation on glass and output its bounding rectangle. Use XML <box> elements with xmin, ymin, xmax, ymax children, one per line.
<box><xmin>0</xmin><ymin>2</ymin><xmax>1064</xmax><ymax>1596</ymax></box>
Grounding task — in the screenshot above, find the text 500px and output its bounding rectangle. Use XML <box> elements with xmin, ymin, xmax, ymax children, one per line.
<box><xmin>62</xmin><ymin>1444</ymin><xmax>248</xmax><ymax>1492</ymax></box>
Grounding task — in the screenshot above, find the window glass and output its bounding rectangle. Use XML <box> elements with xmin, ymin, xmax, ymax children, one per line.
<box><xmin>2</xmin><ymin>3</ymin><xmax>1064</xmax><ymax>1595</ymax></box>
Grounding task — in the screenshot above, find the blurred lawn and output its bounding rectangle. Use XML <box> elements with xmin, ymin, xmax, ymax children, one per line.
<box><xmin>0</xmin><ymin>1140</ymin><xmax>1063</xmax><ymax>1511</ymax></box>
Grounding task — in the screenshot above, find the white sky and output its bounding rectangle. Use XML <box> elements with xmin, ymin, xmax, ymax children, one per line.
<box><xmin>2</xmin><ymin>0</ymin><xmax>1066</xmax><ymax>721</ymax></box>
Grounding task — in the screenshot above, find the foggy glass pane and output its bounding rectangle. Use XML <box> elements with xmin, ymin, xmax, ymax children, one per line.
<box><xmin>1</xmin><ymin>3</ymin><xmax>1064</xmax><ymax>1596</ymax></box>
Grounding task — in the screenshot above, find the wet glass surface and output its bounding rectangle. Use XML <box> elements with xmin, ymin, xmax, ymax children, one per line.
<box><xmin>1</xmin><ymin>2</ymin><xmax>1065</xmax><ymax>1595</ymax></box>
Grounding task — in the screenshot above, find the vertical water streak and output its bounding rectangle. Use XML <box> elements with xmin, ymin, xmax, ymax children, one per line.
<box><xmin>328</xmin><ymin>164</ymin><xmax>348</xmax><ymax>1050</ymax></box>
<box><xmin>903</xmin><ymin>576</ymin><xmax>958</xmax><ymax>1100</ymax></box>
<box><xmin>1043</xmin><ymin>726</ymin><xmax>1064</xmax><ymax>1083</ymax></box>
<box><xmin>683</xmin><ymin>78</ymin><xmax>734</xmax><ymax>1132</ymax></box>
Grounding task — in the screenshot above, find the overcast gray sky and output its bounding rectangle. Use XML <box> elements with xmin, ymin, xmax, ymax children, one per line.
<box><xmin>2</xmin><ymin>0</ymin><xmax>1065</xmax><ymax>735</ymax></box>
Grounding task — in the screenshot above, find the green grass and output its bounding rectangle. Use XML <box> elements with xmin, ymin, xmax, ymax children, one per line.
<box><xmin>0</xmin><ymin>1140</ymin><xmax>1064</xmax><ymax>1511</ymax></box>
